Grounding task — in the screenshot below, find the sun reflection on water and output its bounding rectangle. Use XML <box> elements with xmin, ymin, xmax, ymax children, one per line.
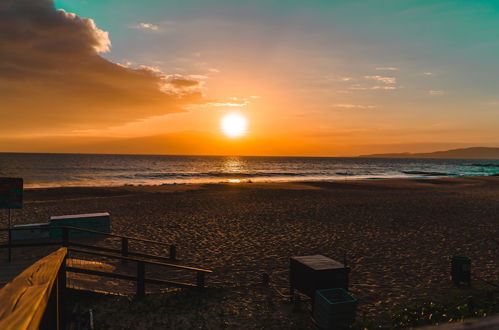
<box><xmin>222</xmin><ymin>157</ymin><xmax>245</xmax><ymax>173</ymax></box>
<box><xmin>222</xmin><ymin>157</ymin><xmax>246</xmax><ymax>183</ymax></box>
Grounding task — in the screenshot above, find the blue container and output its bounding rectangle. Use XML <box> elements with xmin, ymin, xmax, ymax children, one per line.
<box><xmin>49</xmin><ymin>212</ymin><xmax>110</xmax><ymax>238</ymax></box>
<box><xmin>11</xmin><ymin>222</ymin><xmax>50</xmax><ymax>241</ymax></box>
<box><xmin>313</xmin><ymin>288</ymin><xmax>357</xmax><ymax>329</ymax></box>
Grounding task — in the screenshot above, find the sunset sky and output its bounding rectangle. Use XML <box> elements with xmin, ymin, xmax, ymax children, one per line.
<box><xmin>1</xmin><ymin>0</ymin><xmax>498</xmax><ymax>156</ymax></box>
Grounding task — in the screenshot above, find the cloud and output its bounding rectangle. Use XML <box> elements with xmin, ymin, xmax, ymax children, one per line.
<box><xmin>133</xmin><ymin>22</ymin><xmax>159</xmax><ymax>31</ymax></box>
<box><xmin>349</xmin><ymin>85</ymin><xmax>397</xmax><ymax>91</ymax></box>
<box><xmin>429</xmin><ymin>90</ymin><xmax>444</xmax><ymax>95</ymax></box>
<box><xmin>364</xmin><ymin>75</ymin><xmax>397</xmax><ymax>84</ymax></box>
<box><xmin>371</xmin><ymin>86</ymin><xmax>397</xmax><ymax>90</ymax></box>
<box><xmin>376</xmin><ymin>67</ymin><xmax>399</xmax><ymax>71</ymax></box>
<box><xmin>333</xmin><ymin>104</ymin><xmax>377</xmax><ymax>109</ymax></box>
<box><xmin>184</xmin><ymin>96</ymin><xmax>252</xmax><ymax>110</ymax></box>
<box><xmin>323</xmin><ymin>75</ymin><xmax>353</xmax><ymax>82</ymax></box>
<box><xmin>167</xmin><ymin>79</ymin><xmax>200</xmax><ymax>88</ymax></box>
<box><xmin>208</xmin><ymin>68</ymin><xmax>221</xmax><ymax>73</ymax></box>
<box><xmin>423</xmin><ymin>72</ymin><xmax>433</xmax><ymax>76</ymax></box>
<box><xmin>0</xmin><ymin>0</ymin><xmax>204</xmax><ymax>133</ymax></box>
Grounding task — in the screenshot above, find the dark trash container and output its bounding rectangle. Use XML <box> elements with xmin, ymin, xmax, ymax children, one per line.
<box><xmin>290</xmin><ymin>255</ymin><xmax>350</xmax><ymax>300</ymax></box>
<box><xmin>451</xmin><ymin>255</ymin><xmax>471</xmax><ymax>286</ymax></box>
<box><xmin>313</xmin><ymin>288</ymin><xmax>357</xmax><ymax>329</ymax></box>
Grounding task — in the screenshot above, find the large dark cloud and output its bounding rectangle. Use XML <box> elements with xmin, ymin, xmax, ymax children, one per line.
<box><xmin>0</xmin><ymin>0</ymin><xmax>203</xmax><ymax>133</ymax></box>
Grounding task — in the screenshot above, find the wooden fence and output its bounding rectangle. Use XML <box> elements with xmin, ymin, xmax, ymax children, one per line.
<box><xmin>66</xmin><ymin>247</ymin><xmax>212</xmax><ymax>296</ymax></box>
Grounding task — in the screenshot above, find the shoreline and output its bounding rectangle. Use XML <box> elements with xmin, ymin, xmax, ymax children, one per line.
<box><xmin>23</xmin><ymin>173</ymin><xmax>499</xmax><ymax>190</ymax></box>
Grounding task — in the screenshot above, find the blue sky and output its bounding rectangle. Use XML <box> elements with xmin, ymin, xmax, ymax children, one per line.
<box><xmin>3</xmin><ymin>0</ymin><xmax>497</xmax><ymax>155</ymax></box>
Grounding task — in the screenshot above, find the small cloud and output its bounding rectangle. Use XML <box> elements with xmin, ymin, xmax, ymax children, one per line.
<box><xmin>117</xmin><ymin>61</ymin><xmax>134</xmax><ymax>68</ymax></box>
<box><xmin>209</xmin><ymin>102</ymin><xmax>248</xmax><ymax>108</ymax></box>
<box><xmin>371</xmin><ymin>85</ymin><xmax>397</xmax><ymax>90</ymax></box>
<box><xmin>137</xmin><ymin>65</ymin><xmax>162</xmax><ymax>73</ymax></box>
<box><xmin>423</xmin><ymin>72</ymin><xmax>433</xmax><ymax>76</ymax></box>
<box><xmin>133</xmin><ymin>22</ymin><xmax>159</xmax><ymax>31</ymax></box>
<box><xmin>365</xmin><ymin>75</ymin><xmax>397</xmax><ymax>84</ymax></box>
<box><xmin>164</xmin><ymin>73</ymin><xmax>208</xmax><ymax>81</ymax></box>
<box><xmin>208</xmin><ymin>68</ymin><xmax>221</xmax><ymax>73</ymax></box>
<box><xmin>429</xmin><ymin>90</ymin><xmax>444</xmax><ymax>95</ymax></box>
<box><xmin>324</xmin><ymin>75</ymin><xmax>353</xmax><ymax>82</ymax></box>
<box><xmin>376</xmin><ymin>67</ymin><xmax>399</xmax><ymax>71</ymax></box>
<box><xmin>188</xmin><ymin>74</ymin><xmax>209</xmax><ymax>80</ymax></box>
<box><xmin>334</xmin><ymin>104</ymin><xmax>377</xmax><ymax>109</ymax></box>
<box><xmin>167</xmin><ymin>79</ymin><xmax>199</xmax><ymax>88</ymax></box>
<box><xmin>349</xmin><ymin>85</ymin><xmax>397</xmax><ymax>91</ymax></box>
<box><xmin>186</xmin><ymin>97</ymin><xmax>251</xmax><ymax>110</ymax></box>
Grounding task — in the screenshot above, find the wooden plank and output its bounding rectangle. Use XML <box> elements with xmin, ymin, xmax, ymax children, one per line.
<box><xmin>69</xmin><ymin>243</ymin><xmax>173</xmax><ymax>264</ymax></box>
<box><xmin>68</xmin><ymin>248</ymin><xmax>212</xmax><ymax>273</ymax></box>
<box><xmin>66</xmin><ymin>266</ymin><xmax>137</xmax><ymax>281</ymax></box>
<box><xmin>0</xmin><ymin>248</ymin><xmax>67</xmax><ymax>330</ymax></box>
<box><xmin>68</xmin><ymin>242</ymin><xmax>122</xmax><ymax>254</ymax></box>
<box><xmin>144</xmin><ymin>277</ymin><xmax>196</xmax><ymax>288</ymax></box>
<box><xmin>67</xmin><ymin>266</ymin><xmax>196</xmax><ymax>289</ymax></box>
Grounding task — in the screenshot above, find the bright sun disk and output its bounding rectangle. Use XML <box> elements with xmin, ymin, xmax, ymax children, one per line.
<box><xmin>221</xmin><ymin>113</ymin><xmax>248</xmax><ymax>138</ymax></box>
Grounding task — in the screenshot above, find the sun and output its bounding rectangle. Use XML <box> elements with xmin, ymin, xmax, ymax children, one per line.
<box><xmin>221</xmin><ymin>113</ymin><xmax>248</xmax><ymax>138</ymax></box>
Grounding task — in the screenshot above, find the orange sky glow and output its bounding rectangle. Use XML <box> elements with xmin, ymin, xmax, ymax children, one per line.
<box><xmin>1</xmin><ymin>0</ymin><xmax>498</xmax><ymax>156</ymax></box>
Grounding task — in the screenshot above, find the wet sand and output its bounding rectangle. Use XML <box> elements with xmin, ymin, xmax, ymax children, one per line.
<box><xmin>3</xmin><ymin>176</ymin><xmax>498</xmax><ymax>319</ymax></box>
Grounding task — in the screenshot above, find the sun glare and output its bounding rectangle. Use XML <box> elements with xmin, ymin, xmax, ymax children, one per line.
<box><xmin>221</xmin><ymin>113</ymin><xmax>248</xmax><ymax>138</ymax></box>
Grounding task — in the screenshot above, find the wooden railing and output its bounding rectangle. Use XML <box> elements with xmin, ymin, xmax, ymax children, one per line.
<box><xmin>0</xmin><ymin>248</ymin><xmax>67</xmax><ymax>330</ymax></box>
<box><xmin>1</xmin><ymin>226</ymin><xmax>212</xmax><ymax>296</ymax></box>
<box><xmin>67</xmin><ymin>248</ymin><xmax>212</xmax><ymax>296</ymax></box>
<box><xmin>0</xmin><ymin>226</ymin><xmax>177</xmax><ymax>263</ymax></box>
<box><xmin>0</xmin><ymin>244</ymin><xmax>213</xmax><ymax>328</ymax></box>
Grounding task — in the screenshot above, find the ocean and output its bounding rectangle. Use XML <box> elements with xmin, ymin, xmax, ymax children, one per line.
<box><xmin>0</xmin><ymin>153</ymin><xmax>498</xmax><ymax>188</ymax></box>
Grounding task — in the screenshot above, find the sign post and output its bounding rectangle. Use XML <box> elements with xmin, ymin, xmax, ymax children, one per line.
<box><xmin>0</xmin><ymin>178</ymin><xmax>23</xmax><ymax>262</ymax></box>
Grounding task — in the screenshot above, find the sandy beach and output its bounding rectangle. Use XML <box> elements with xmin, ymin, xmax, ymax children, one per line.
<box><xmin>2</xmin><ymin>176</ymin><xmax>498</xmax><ymax>321</ymax></box>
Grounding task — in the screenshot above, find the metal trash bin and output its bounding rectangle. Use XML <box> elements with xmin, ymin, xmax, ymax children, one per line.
<box><xmin>451</xmin><ymin>255</ymin><xmax>471</xmax><ymax>286</ymax></box>
<box><xmin>313</xmin><ymin>288</ymin><xmax>357</xmax><ymax>329</ymax></box>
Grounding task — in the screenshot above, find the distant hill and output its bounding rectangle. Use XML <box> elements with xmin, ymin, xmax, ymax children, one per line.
<box><xmin>359</xmin><ymin>147</ymin><xmax>499</xmax><ymax>159</ymax></box>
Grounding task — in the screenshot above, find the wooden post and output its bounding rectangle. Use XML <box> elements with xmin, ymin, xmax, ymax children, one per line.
<box><xmin>121</xmin><ymin>238</ymin><xmax>129</xmax><ymax>265</ymax></box>
<box><xmin>62</xmin><ymin>228</ymin><xmax>69</xmax><ymax>247</ymax></box>
<box><xmin>136</xmin><ymin>261</ymin><xmax>145</xmax><ymax>297</ymax></box>
<box><xmin>196</xmin><ymin>272</ymin><xmax>205</xmax><ymax>289</ymax></box>
<box><xmin>170</xmin><ymin>244</ymin><xmax>176</xmax><ymax>260</ymax></box>
<box><xmin>8</xmin><ymin>227</ymin><xmax>12</xmax><ymax>263</ymax></box>
<box><xmin>262</xmin><ymin>273</ymin><xmax>270</xmax><ymax>287</ymax></box>
<box><xmin>468</xmin><ymin>296</ymin><xmax>475</xmax><ymax>314</ymax></box>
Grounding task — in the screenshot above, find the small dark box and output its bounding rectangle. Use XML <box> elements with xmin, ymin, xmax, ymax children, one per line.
<box><xmin>290</xmin><ymin>255</ymin><xmax>350</xmax><ymax>299</ymax></box>
<box><xmin>451</xmin><ymin>255</ymin><xmax>471</xmax><ymax>286</ymax></box>
<box><xmin>313</xmin><ymin>288</ymin><xmax>357</xmax><ymax>329</ymax></box>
